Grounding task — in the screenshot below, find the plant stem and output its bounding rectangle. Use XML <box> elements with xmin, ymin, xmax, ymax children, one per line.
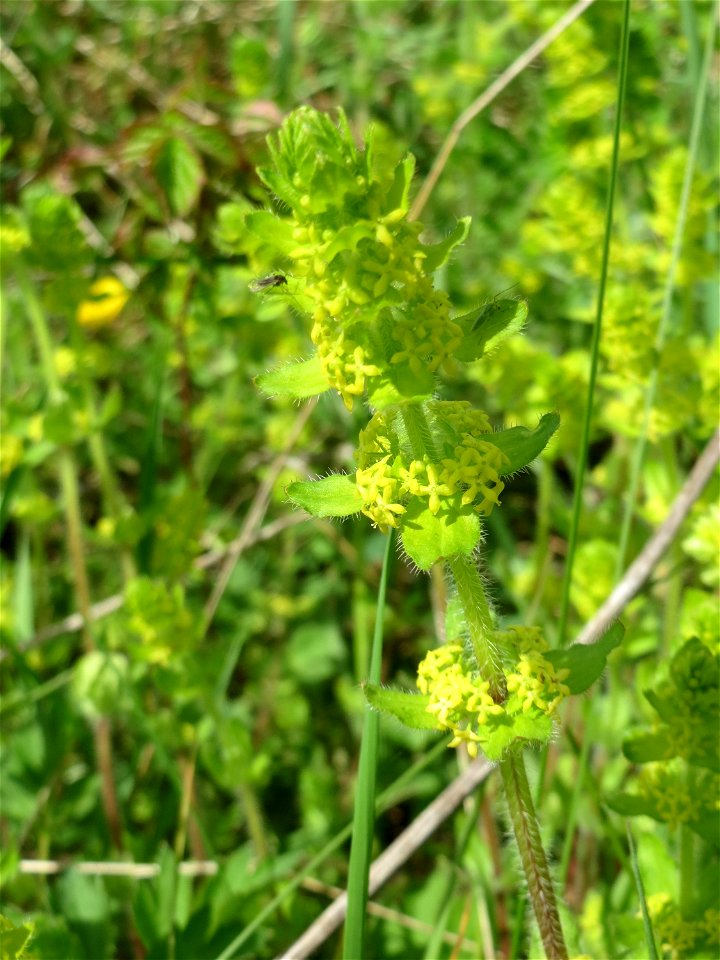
<box><xmin>400</xmin><ymin>402</ymin><xmax>440</xmax><ymax>462</ymax></box>
<box><xmin>343</xmin><ymin>531</ymin><xmax>393</xmax><ymax>960</ymax></box>
<box><xmin>447</xmin><ymin>553</ymin><xmax>505</xmax><ymax>699</ymax></box>
<box><xmin>500</xmin><ymin>749</ymin><xmax>568</xmax><ymax>960</ymax></box>
<box><xmin>557</xmin><ymin>0</ymin><xmax>631</xmax><ymax>645</ymax></box>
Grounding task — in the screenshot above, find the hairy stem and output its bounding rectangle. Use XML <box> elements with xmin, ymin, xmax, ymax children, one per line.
<box><xmin>447</xmin><ymin>553</ymin><xmax>505</xmax><ymax>699</ymax></box>
<box><xmin>500</xmin><ymin>749</ymin><xmax>568</xmax><ymax>960</ymax></box>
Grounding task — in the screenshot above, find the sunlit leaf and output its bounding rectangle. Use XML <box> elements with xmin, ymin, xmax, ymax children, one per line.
<box><xmin>364</xmin><ymin>684</ymin><xmax>439</xmax><ymax>729</ymax></box>
<box><xmin>256</xmin><ymin>357</ymin><xmax>330</xmax><ymax>399</ymax></box>
<box><xmin>287</xmin><ymin>474</ymin><xmax>363</xmax><ymax>518</ymax></box>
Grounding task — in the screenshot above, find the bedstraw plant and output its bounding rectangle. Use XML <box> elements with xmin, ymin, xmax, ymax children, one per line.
<box><xmin>247</xmin><ymin>106</ymin><xmax>622</xmax><ymax>960</ymax></box>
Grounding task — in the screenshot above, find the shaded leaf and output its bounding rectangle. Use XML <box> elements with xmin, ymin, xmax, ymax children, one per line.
<box><xmin>492</xmin><ymin>413</ymin><xmax>561</xmax><ymax>476</ymax></box>
<box><xmin>0</xmin><ymin>915</ymin><xmax>34</xmax><ymax>959</ymax></box>
<box><xmin>623</xmin><ymin>729</ymin><xmax>674</xmax><ymax>764</ymax></box>
<box><xmin>154</xmin><ymin>137</ymin><xmax>204</xmax><ymax>216</ymax></box>
<box><xmin>546</xmin><ymin>622</ymin><xmax>624</xmax><ymax>695</ymax></box>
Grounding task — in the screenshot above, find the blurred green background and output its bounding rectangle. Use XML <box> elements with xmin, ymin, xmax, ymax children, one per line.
<box><xmin>0</xmin><ymin>1</ymin><xmax>717</xmax><ymax>958</ymax></box>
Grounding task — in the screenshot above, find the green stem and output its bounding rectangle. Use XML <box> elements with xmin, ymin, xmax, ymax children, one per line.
<box><xmin>500</xmin><ymin>749</ymin><xmax>568</xmax><ymax>960</ymax></box>
<box><xmin>343</xmin><ymin>531</ymin><xmax>393</xmax><ymax>960</ymax></box>
<box><xmin>557</xmin><ymin>0</ymin><xmax>631</xmax><ymax>645</ymax></box>
<box><xmin>447</xmin><ymin>553</ymin><xmax>505</xmax><ymax>699</ymax></box>
<box><xmin>401</xmin><ymin>402</ymin><xmax>440</xmax><ymax>462</ymax></box>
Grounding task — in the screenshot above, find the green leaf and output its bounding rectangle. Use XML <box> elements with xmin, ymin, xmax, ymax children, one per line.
<box><xmin>490</xmin><ymin>413</ymin><xmax>561</xmax><ymax>476</ymax></box>
<box><xmin>244</xmin><ymin>210</ymin><xmax>298</xmax><ymax>254</ymax></box>
<box><xmin>0</xmin><ymin>915</ymin><xmax>34</xmax><ymax>960</ymax></box>
<box><xmin>605</xmin><ymin>791</ymin><xmax>656</xmax><ymax>818</ymax></box>
<box><xmin>385</xmin><ymin>154</ymin><xmax>416</xmax><ymax>214</ymax></box>
<box><xmin>422</xmin><ymin>217</ymin><xmax>471</xmax><ymax>272</ymax></box>
<box><xmin>367</xmin><ymin>363</ymin><xmax>435</xmax><ymax>410</ymax></box>
<box><xmin>21</xmin><ymin>184</ymin><xmax>91</xmax><ymax>272</ymax></box>
<box><xmin>545</xmin><ymin>622</ymin><xmax>624</xmax><ymax>695</ymax></box>
<box><xmin>400</xmin><ymin>499</ymin><xmax>481</xmax><ymax>571</ymax></box>
<box><xmin>256</xmin><ymin>357</ymin><xmax>330</xmax><ymax>399</ymax></box>
<box><xmin>623</xmin><ymin>729</ymin><xmax>674</xmax><ymax>764</ymax></box>
<box><xmin>364</xmin><ymin>684</ymin><xmax>440</xmax><ymax>730</ymax></box>
<box><xmin>286</xmin><ymin>622</ymin><xmax>346</xmax><ymax>683</ymax></box>
<box><xmin>454</xmin><ymin>299</ymin><xmax>528</xmax><ymax>362</ymax></box>
<box><xmin>322</xmin><ymin>222</ymin><xmax>376</xmax><ymax>261</ymax></box>
<box><xmin>56</xmin><ymin>871</ymin><xmax>111</xmax><ymax>960</ymax></box>
<box><xmin>154</xmin><ymin>137</ymin><xmax>204</xmax><ymax>216</ymax></box>
<box><xmin>481</xmin><ymin>711</ymin><xmax>554</xmax><ymax>762</ymax></box>
<box><xmin>287</xmin><ymin>474</ymin><xmax>363</xmax><ymax>518</ymax></box>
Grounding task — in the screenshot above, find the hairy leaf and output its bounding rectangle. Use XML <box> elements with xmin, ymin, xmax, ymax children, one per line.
<box><xmin>287</xmin><ymin>474</ymin><xmax>363</xmax><ymax>518</ymax></box>
<box><xmin>491</xmin><ymin>413</ymin><xmax>561</xmax><ymax>476</ymax></box>
<box><xmin>364</xmin><ymin>684</ymin><xmax>440</xmax><ymax>729</ymax></box>
<box><xmin>422</xmin><ymin>217</ymin><xmax>471</xmax><ymax>273</ymax></box>
<box><xmin>400</xmin><ymin>499</ymin><xmax>480</xmax><ymax>571</ymax></box>
<box><xmin>256</xmin><ymin>357</ymin><xmax>329</xmax><ymax>399</ymax></box>
<box><xmin>454</xmin><ymin>299</ymin><xmax>528</xmax><ymax>362</ymax></box>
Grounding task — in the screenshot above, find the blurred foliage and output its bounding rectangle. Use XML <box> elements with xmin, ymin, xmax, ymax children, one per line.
<box><xmin>0</xmin><ymin>1</ymin><xmax>717</xmax><ymax>958</ymax></box>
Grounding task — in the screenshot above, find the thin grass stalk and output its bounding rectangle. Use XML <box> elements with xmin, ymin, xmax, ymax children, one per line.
<box><xmin>614</xmin><ymin>3</ymin><xmax>718</xmax><ymax>576</ymax></box>
<box><xmin>500</xmin><ymin>750</ymin><xmax>568</xmax><ymax>960</ymax></box>
<box><xmin>626</xmin><ymin>822</ymin><xmax>659</xmax><ymax>960</ymax></box>
<box><xmin>557</xmin><ymin>0</ymin><xmax>631</xmax><ymax>645</ymax></box>
<box><xmin>343</xmin><ymin>530</ymin><xmax>393</xmax><ymax>959</ymax></box>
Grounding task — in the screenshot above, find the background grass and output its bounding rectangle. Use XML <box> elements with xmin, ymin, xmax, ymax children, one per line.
<box><xmin>1</xmin><ymin>1</ymin><xmax>718</xmax><ymax>958</ymax></box>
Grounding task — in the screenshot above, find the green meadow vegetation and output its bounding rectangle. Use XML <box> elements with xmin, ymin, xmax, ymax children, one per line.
<box><xmin>0</xmin><ymin>1</ymin><xmax>718</xmax><ymax>958</ymax></box>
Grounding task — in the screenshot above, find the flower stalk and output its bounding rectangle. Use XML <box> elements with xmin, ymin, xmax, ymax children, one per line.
<box><xmin>447</xmin><ymin>554</ymin><xmax>505</xmax><ymax>700</ymax></box>
<box><xmin>500</xmin><ymin>748</ymin><xmax>569</xmax><ymax>960</ymax></box>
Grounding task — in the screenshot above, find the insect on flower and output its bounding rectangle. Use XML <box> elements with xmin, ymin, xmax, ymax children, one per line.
<box><xmin>249</xmin><ymin>274</ymin><xmax>288</xmax><ymax>293</ymax></box>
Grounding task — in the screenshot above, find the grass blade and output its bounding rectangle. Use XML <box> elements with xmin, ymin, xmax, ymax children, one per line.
<box><xmin>626</xmin><ymin>822</ymin><xmax>659</xmax><ymax>960</ymax></box>
<box><xmin>556</xmin><ymin>0</ymin><xmax>632</xmax><ymax>645</ymax></box>
<box><xmin>343</xmin><ymin>531</ymin><xmax>393</xmax><ymax>959</ymax></box>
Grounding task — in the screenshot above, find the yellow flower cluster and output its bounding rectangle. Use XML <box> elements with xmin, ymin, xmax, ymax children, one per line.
<box><xmin>287</xmin><ymin>214</ymin><xmax>464</xmax><ymax>408</ymax></box>
<box><xmin>501</xmin><ymin>626</ymin><xmax>570</xmax><ymax>716</ymax></box>
<box><xmin>416</xmin><ymin>628</ymin><xmax>570</xmax><ymax>758</ymax></box>
<box><xmin>354</xmin><ymin>403</ymin><xmax>508</xmax><ymax>530</ymax></box>
<box><xmin>648</xmin><ymin>894</ymin><xmax>720</xmax><ymax>960</ymax></box>
<box><xmin>639</xmin><ymin>762</ymin><xmax>720</xmax><ymax>830</ymax></box>
<box><xmin>416</xmin><ymin>644</ymin><xmax>504</xmax><ymax>756</ymax></box>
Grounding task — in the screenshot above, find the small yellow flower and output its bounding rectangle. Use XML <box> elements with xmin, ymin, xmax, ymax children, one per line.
<box><xmin>54</xmin><ymin>346</ymin><xmax>77</xmax><ymax>379</ymax></box>
<box><xmin>77</xmin><ymin>277</ymin><xmax>129</xmax><ymax>330</ymax></box>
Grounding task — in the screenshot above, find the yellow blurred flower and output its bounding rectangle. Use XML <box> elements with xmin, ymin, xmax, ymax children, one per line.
<box><xmin>77</xmin><ymin>277</ymin><xmax>129</xmax><ymax>329</ymax></box>
<box><xmin>54</xmin><ymin>346</ymin><xmax>77</xmax><ymax>379</ymax></box>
